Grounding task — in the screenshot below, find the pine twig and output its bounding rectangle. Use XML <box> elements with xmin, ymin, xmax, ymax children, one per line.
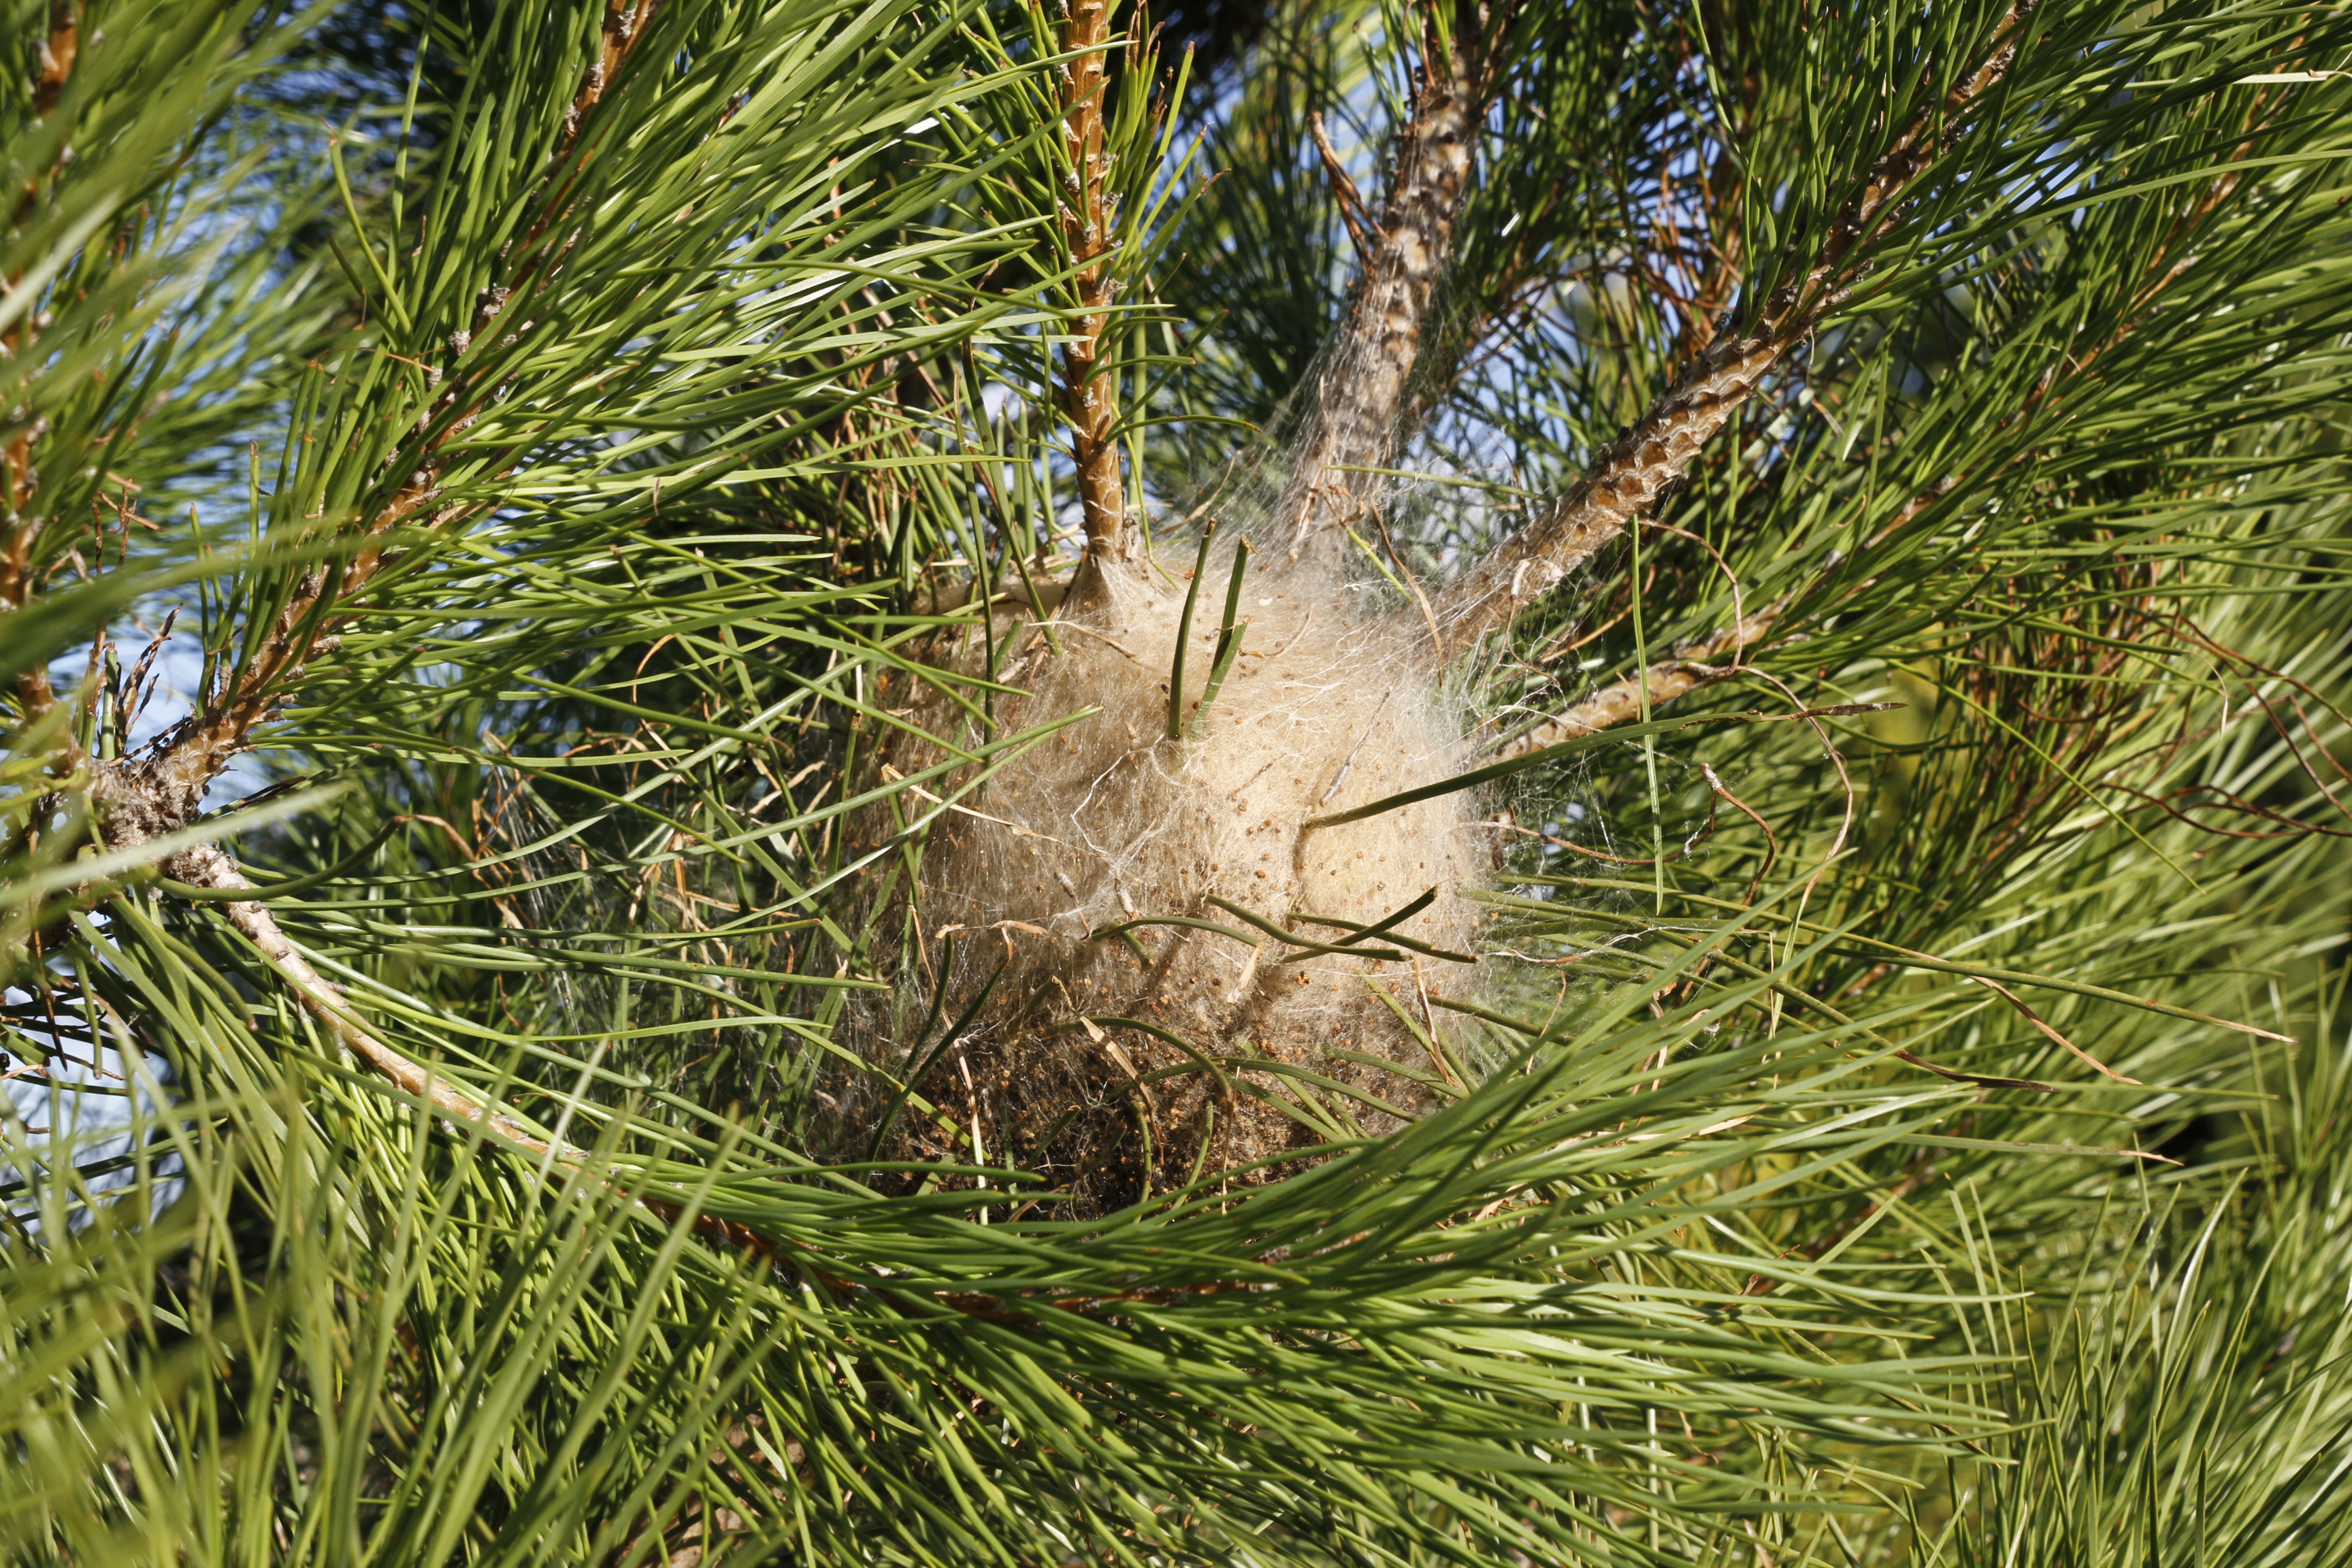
<box><xmin>29</xmin><ymin>0</ymin><xmax>78</xmax><ymax>117</ymax></box>
<box><xmin>1483</xmin><ymin>463</ymin><xmax>1967</xmax><ymax>757</ymax></box>
<box><xmin>566</xmin><ymin>0</ymin><xmax>663</xmax><ymax>151</ymax></box>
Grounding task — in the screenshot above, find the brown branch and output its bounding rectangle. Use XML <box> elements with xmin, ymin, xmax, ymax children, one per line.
<box><xmin>1439</xmin><ymin>4</ymin><xmax>2029</xmax><ymax>644</ymax></box>
<box><xmin>1307</xmin><ymin>110</ymin><xmax>1375</xmax><ymax>272</ymax></box>
<box><xmin>88</xmin><ymin>474</ymin><xmax>449</xmax><ymax>843</ymax></box>
<box><xmin>453</xmin><ymin>5</ymin><xmax>666</xmax><ymax>381</ymax></box>
<box><xmin>1279</xmin><ymin>14</ymin><xmax>1494</xmax><ymax>564</ymax></box>
<box><xmin>1482</xmin><ymin>458</ymin><xmax>1969</xmax><ymax>762</ymax></box>
<box><xmin>31</xmin><ymin>0</ymin><xmax>78</xmax><ymax>117</ymax></box>
<box><xmin>1488</xmin><ymin>606</ymin><xmax>1777</xmax><ymax>762</ymax></box>
<box><xmin>1059</xmin><ymin>0</ymin><xmax>1130</xmax><ymax>591</ymax></box>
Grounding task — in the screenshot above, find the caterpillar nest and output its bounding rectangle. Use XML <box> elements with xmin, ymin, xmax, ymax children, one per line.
<box><xmin>843</xmin><ymin>553</ymin><xmax>1487</xmax><ymax>1211</ymax></box>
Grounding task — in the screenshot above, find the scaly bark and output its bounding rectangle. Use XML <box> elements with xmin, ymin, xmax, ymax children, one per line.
<box><xmin>1281</xmin><ymin>19</ymin><xmax>1488</xmax><ymax>564</ymax></box>
<box><xmin>570</xmin><ymin>0</ymin><xmax>661</xmax><ymax>149</ymax></box>
<box><xmin>1439</xmin><ymin>4</ymin><xmax>2029</xmax><ymax>647</ymax></box>
<box><xmin>1060</xmin><ymin>0</ymin><xmax>1130</xmax><ymax>585</ymax></box>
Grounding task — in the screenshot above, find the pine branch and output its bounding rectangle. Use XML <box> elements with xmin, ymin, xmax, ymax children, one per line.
<box><xmin>1059</xmin><ymin>0</ymin><xmax>1130</xmax><ymax>584</ymax></box>
<box><xmin>87</xmin><ymin>476</ymin><xmax>451</xmax><ymax>846</ymax></box>
<box><xmin>567</xmin><ymin>0</ymin><xmax>662</xmax><ymax>154</ymax></box>
<box><xmin>19</xmin><ymin>3</ymin><xmax>725</xmax><ymax>1194</ymax></box>
<box><xmin>1487</xmin><ymin>606</ymin><xmax>1775</xmax><ymax>762</ymax></box>
<box><xmin>1279</xmin><ymin>6</ymin><xmax>1500</xmax><ymax>562</ymax></box>
<box><xmin>3</xmin><ymin>0</ymin><xmax>88</xmax><ymax>737</ymax></box>
<box><xmin>1439</xmin><ymin>1</ymin><xmax>2029</xmax><ymax>644</ymax></box>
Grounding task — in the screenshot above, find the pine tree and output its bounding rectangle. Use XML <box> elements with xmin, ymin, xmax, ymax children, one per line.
<box><xmin>5</xmin><ymin>0</ymin><xmax>2351</xmax><ymax>1562</ymax></box>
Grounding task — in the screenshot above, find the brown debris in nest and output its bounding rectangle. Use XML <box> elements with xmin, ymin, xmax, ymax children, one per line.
<box><xmin>838</xmin><ymin>557</ymin><xmax>1487</xmax><ymax>1211</ymax></box>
